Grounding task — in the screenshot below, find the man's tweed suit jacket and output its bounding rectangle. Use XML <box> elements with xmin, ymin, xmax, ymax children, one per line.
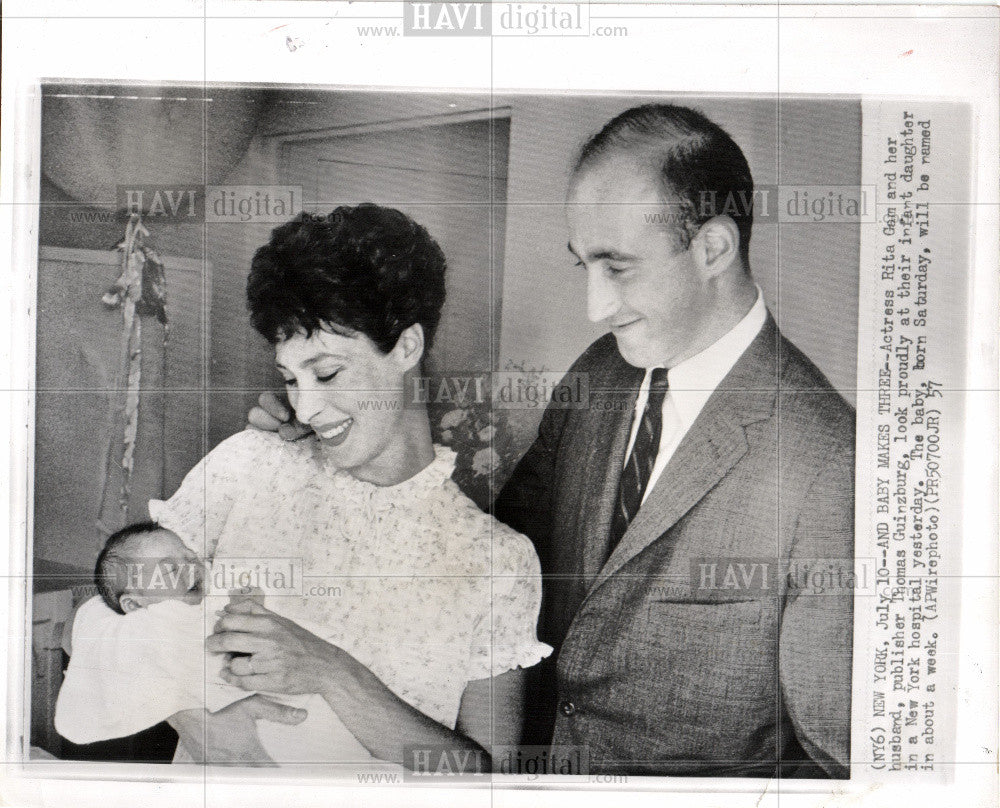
<box><xmin>496</xmin><ymin>315</ymin><xmax>855</xmax><ymax>778</ymax></box>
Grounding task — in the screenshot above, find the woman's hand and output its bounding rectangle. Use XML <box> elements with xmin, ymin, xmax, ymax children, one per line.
<box><xmin>247</xmin><ymin>390</ymin><xmax>313</xmax><ymax>442</ymax></box>
<box><xmin>168</xmin><ymin>694</ymin><xmax>307</xmax><ymax>766</ymax></box>
<box><xmin>207</xmin><ymin>599</ymin><xmax>347</xmax><ymax>695</ymax></box>
<box><xmin>207</xmin><ymin>601</ymin><xmax>509</xmax><ymax>771</ymax></box>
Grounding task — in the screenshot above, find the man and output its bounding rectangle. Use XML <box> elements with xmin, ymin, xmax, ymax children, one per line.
<box><xmin>493</xmin><ymin>104</ymin><xmax>854</xmax><ymax>778</ymax></box>
<box><xmin>252</xmin><ymin>104</ymin><xmax>854</xmax><ymax>778</ymax></box>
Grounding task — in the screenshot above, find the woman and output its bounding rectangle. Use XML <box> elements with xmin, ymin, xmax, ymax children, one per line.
<box><xmin>146</xmin><ymin>205</ymin><xmax>551</xmax><ymax>767</ymax></box>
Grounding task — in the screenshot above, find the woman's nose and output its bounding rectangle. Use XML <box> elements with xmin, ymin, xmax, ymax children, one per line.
<box><xmin>290</xmin><ymin>384</ymin><xmax>323</xmax><ymax>424</ymax></box>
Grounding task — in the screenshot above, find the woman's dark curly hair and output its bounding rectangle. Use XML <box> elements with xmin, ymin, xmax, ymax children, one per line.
<box><xmin>247</xmin><ymin>204</ymin><xmax>448</xmax><ymax>354</ymax></box>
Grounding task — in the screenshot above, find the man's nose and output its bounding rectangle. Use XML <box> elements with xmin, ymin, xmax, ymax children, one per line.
<box><xmin>587</xmin><ymin>267</ymin><xmax>620</xmax><ymax>323</ymax></box>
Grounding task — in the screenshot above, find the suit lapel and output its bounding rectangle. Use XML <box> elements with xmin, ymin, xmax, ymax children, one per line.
<box><xmin>577</xmin><ymin>361</ymin><xmax>643</xmax><ymax>586</ymax></box>
<box><xmin>585</xmin><ymin>315</ymin><xmax>782</xmax><ymax>598</ymax></box>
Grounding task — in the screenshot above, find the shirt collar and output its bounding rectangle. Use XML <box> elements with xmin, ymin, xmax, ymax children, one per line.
<box><xmin>654</xmin><ymin>287</ymin><xmax>768</xmax><ymax>431</ymax></box>
<box><xmin>320</xmin><ymin>442</ymin><xmax>456</xmax><ymax>498</ymax></box>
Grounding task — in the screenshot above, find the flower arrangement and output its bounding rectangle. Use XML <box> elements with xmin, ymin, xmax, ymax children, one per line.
<box><xmin>427</xmin><ymin>361</ymin><xmax>549</xmax><ymax>511</ymax></box>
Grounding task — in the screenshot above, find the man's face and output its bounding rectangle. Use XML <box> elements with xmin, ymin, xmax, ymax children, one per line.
<box><xmin>566</xmin><ymin>157</ymin><xmax>715</xmax><ymax>369</ymax></box>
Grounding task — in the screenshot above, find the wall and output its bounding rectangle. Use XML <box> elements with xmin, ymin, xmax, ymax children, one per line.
<box><xmin>35</xmin><ymin>86</ymin><xmax>265</xmax><ymax>566</ymax></box>
<box><xmin>33</xmin><ymin>247</ymin><xmax>207</xmax><ymax>569</ymax></box>
<box><xmin>204</xmin><ymin>136</ymin><xmax>283</xmax><ymax>450</ymax></box>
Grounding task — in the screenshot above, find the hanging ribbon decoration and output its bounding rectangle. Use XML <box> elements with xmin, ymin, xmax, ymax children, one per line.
<box><xmin>96</xmin><ymin>213</ymin><xmax>169</xmax><ymax>538</ymax></box>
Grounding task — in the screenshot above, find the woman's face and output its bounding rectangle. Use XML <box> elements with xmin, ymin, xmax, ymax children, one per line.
<box><xmin>275</xmin><ymin>326</ymin><xmax>414</xmax><ymax>482</ymax></box>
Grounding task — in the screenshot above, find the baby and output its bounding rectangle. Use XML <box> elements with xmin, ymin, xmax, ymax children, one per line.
<box><xmin>56</xmin><ymin>520</ymin><xmax>376</xmax><ymax>767</ymax></box>
<box><xmin>94</xmin><ymin>521</ymin><xmax>205</xmax><ymax>614</ymax></box>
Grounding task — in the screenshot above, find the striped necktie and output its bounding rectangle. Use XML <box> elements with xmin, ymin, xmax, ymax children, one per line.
<box><xmin>607</xmin><ymin>367</ymin><xmax>670</xmax><ymax>555</ymax></box>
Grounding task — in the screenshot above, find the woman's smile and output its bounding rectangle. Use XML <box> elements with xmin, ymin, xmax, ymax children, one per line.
<box><xmin>314</xmin><ymin>417</ymin><xmax>354</xmax><ymax>446</ymax></box>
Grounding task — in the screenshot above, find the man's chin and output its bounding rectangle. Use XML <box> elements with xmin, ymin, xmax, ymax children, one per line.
<box><xmin>611</xmin><ymin>333</ymin><xmax>652</xmax><ymax>369</ymax></box>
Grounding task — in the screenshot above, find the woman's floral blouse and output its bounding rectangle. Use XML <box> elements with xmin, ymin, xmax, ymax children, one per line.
<box><xmin>149</xmin><ymin>428</ymin><xmax>552</xmax><ymax>729</ymax></box>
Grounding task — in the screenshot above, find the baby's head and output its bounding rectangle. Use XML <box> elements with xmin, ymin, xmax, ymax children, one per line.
<box><xmin>95</xmin><ymin>522</ymin><xmax>205</xmax><ymax>614</ymax></box>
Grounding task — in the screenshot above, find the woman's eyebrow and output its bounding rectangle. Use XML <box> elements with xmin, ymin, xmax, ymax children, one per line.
<box><xmin>276</xmin><ymin>354</ymin><xmax>347</xmax><ymax>372</ymax></box>
<box><xmin>303</xmin><ymin>354</ymin><xmax>346</xmax><ymax>366</ymax></box>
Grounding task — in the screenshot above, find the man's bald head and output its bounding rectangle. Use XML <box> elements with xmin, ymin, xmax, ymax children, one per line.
<box><xmin>572</xmin><ymin>104</ymin><xmax>755</xmax><ymax>270</ymax></box>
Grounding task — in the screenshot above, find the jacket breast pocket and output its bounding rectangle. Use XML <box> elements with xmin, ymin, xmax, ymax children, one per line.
<box><xmin>640</xmin><ymin>598</ymin><xmax>777</xmax><ymax>704</ymax></box>
<box><xmin>647</xmin><ymin>597</ymin><xmax>764</xmax><ymax>627</ymax></box>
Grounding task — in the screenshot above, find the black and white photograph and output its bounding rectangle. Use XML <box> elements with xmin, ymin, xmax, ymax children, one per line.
<box><xmin>1</xmin><ymin>3</ymin><xmax>996</xmax><ymax>808</ymax></box>
<box><xmin>27</xmin><ymin>84</ymin><xmax>861</xmax><ymax>777</ymax></box>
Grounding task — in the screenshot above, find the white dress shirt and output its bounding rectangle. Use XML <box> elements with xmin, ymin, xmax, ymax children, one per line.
<box><xmin>624</xmin><ymin>288</ymin><xmax>768</xmax><ymax>506</ymax></box>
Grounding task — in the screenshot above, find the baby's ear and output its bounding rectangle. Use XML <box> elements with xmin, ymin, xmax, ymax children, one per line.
<box><xmin>119</xmin><ymin>595</ymin><xmax>142</xmax><ymax>614</ymax></box>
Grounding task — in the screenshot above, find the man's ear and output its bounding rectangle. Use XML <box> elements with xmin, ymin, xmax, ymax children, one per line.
<box><xmin>119</xmin><ymin>594</ymin><xmax>142</xmax><ymax>614</ymax></box>
<box><xmin>391</xmin><ymin>324</ymin><xmax>425</xmax><ymax>371</ymax></box>
<box><xmin>692</xmin><ymin>216</ymin><xmax>740</xmax><ymax>278</ymax></box>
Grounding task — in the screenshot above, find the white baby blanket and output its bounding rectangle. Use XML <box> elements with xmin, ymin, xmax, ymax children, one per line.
<box><xmin>55</xmin><ymin>596</ymin><xmax>376</xmax><ymax>766</ymax></box>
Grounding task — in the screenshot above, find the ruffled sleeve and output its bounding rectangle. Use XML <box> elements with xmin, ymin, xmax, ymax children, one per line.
<box><xmin>466</xmin><ymin>521</ymin><xmax>552</xmax><ymax>681</ymax></box>
<box><xmin>148</xmin><ymin>429</ymin><xmax>274</xmax><ymax>560</ymax></box>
